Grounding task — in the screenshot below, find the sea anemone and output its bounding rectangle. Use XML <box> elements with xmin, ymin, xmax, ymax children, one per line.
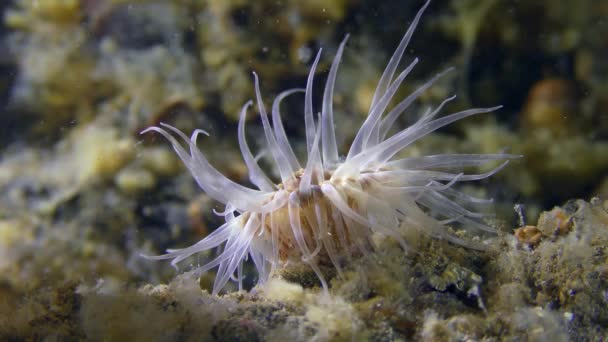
<box><xmin>142</xmin><ymin>0</ymin><xmax>517</xmax><ymax>295</ymax></box>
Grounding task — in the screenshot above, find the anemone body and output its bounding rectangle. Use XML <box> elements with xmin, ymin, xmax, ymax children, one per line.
<box><xmin>143</xmin><ymin>0</ymin><xmax>517</xmax><ymax>295</ymax></box>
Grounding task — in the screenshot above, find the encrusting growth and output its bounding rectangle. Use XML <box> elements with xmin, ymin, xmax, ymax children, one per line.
<box><xmin>142</xmin><ymin>0</ymin><xmax>519</xmax><ymax>295</ymax></box>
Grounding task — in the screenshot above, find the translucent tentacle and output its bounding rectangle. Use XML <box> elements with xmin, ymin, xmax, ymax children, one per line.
<box><xmin>253</xmin><ymin>72</ymin><xmax>297</xmax><ymax>182</ymax></box>
<box><xmin>322</xmin><ymin>35</ymin><xmax>349</xmax><ymax>168</ymax></box>
<box><xmin>305</xmin><ymin>49</ymin><xmax>323</xmax><ymax>153</ymax></box>
<box><xmin>238</xmin><ymin>101</ymin><xmax>276</xmax><ymax>192</ymax></box>
<box><xmin>142</xmin><ymin>125</ymin><xmax>272</xmax><ymax>212</ymax></box>
<box><xmin>348</xmin><ymin>58</ymin><xmax>419</xmax><ymax>159</ymax></box>
<box><xmin>272</xmin><ymin>88</ymin><xmax>305</xmax><ymax>171</ymax></box>
<box><xmin>369</xmin><ymin>0</ymin><xmax>431</xmax><ymax>110</ymax></box>
<box><xmin>379</xmin><ymin>92</ymin><xmax>456</xmax><ymax>142</ymax></box>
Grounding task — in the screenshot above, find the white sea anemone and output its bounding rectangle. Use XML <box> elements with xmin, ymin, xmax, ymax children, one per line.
<box><xmin>142</xmin><ymin>0</ymin><xmax>518</xmax><ymax>295</ymax></box>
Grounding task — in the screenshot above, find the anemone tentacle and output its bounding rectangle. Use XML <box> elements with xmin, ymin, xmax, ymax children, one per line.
<box><xmin>272</xmin><ymin>88</ymin><xmax>305</xmax><ymax>170</ymax></box>
<box><xmin>238</xmin><ymin>101</ymin><xmax>275</xmax><ymax>192</ymax></box>
<box><xmin>253</xmin><ymin>72</ymin><xmax>297</xmax><ymax>183</ymax></box>
<box><xmin>321</xmin><ymin>35</ymin><xmax>349</xmax><ymax>168</ymax></box>
<box><xmin>370</xmin><ymin>0</ymin><xmax>431</xmax><ymax>111</ymax></box>
<box><xmin>305</xmin><ymin>49</ymin><xmax>322</xmax><ymax>153</ymax></box>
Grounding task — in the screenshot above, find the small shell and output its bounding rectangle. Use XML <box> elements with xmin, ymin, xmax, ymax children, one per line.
<box><xmin>514</xmin><ymin>225</ymin><xmax>543</xmax><ymax>248</ymax></box>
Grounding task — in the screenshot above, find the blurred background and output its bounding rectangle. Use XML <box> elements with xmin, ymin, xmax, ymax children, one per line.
<box><xmin>0</xmin><ymin>0</ymin><xmax>606</xmax><ymax>325</ymax></box>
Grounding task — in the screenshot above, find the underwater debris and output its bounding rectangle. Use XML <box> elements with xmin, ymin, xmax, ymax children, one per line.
<box><xmin>514</xmin><ymin>225</ymin><xmax>543</xmax><ymax>248</ymax></box>
<box><xmin>521</xmin><ymin>78</ymin><xmax>579</xmax><ymax>137</ymax></box>
<box><xmin>142</xmin><ymin>0</ymin><xmax>517</xmax><ymax>295</ymax></box>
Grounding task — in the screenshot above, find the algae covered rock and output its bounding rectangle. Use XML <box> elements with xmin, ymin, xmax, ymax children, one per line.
<box><xmin>3</xmin><ymin>199</ymin><xmax>605</xmax><ymax>340</ymax></box>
